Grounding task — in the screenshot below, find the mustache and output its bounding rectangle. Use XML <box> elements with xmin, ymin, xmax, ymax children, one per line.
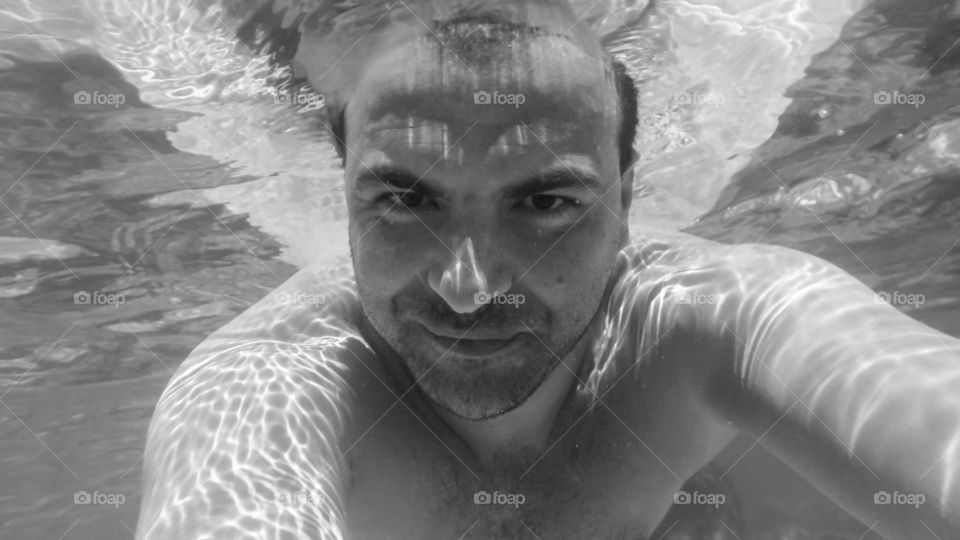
<box><xmin>397</xmin><ymin>292</ymin><xmax>545</xmax><ymax>332</ymax></box>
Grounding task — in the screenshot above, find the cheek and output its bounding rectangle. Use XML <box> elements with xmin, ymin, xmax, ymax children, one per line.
<box><xmin>350</xmin><ymin>220</ymin><xmax>429</xmax><ymax>298</ymax></box>
<box><xmin>519</xmin><ymin>217</ymin><xmax>621</xmax><ymax>314</ymax></box>
<box><xmin>536</xmin><ymin>247</ymin><xmax>606</xmax><ymax>306</ymax></box>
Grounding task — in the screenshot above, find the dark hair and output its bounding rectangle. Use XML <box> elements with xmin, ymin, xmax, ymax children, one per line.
<box><xmin>328</xmin><ymin>58</ymin><xmax>638</xmax><ymax>175</ymax></box>
<box><xmin>235</xmin><ymin>5</ymin><xmax>638</xmax><ymax>174</ymax></box>
<box><xmin>612</xmin><ymin>59</ymin><xmax>639</xmax><ymax>175</ymax></box>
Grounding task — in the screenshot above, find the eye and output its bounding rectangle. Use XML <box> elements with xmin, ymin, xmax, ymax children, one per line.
<box><xmin>384</xmin><ymin>190</ymin><xmax>428</xmax><ymax>209</ymax></box>
<box><xmin>520</xmin><ymin>194</ymin><xmax>579</xmax><ymax>214</ymax></box>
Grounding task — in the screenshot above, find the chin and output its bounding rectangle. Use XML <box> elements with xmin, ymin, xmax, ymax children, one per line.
<box><xmin>403</xmin><ymin>339</ymin><xmax>561</xmax><ymax>421</ymax></box>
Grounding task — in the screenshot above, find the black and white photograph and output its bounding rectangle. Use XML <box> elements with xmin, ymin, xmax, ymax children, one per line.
<box><xmin>1</xmin><ymin>0</ymin><xmax>959</xmax><ymax>538</ymax></box>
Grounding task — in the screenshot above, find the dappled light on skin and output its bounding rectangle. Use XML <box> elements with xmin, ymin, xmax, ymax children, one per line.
<box><xmin>138</xmin><ymin>228</ymin><xmax>960</xmax><ymax>538</ymax></box>
<box><xmin>584</xmin><ymin>229</ymin><xmax>960</xmax><ymax>519</ymax></box>
<box><xmin>136</xmin><ymin>261</ymin><xmax>360</xmax><ymax>540</ymax></box>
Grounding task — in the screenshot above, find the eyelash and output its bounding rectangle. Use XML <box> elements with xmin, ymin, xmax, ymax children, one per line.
<box><xmin>519</xmin><ymin>194</ymin><xmax>582</xmax><ymax>216</ymax></box>
<box><xmin>377</xmin><ymin>191</ymin><xmax>581</xmax><ymax>216</ymax></box>
<box><xmin>378</xmin><ymin>191</ymin><xmax>434</xmax><ymax>212</ymax></box>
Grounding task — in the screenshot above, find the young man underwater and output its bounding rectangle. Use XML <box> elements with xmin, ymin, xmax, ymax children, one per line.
<box><xmin>136</xmin><ymin>1</ymin><xmax>960</xmax><ymax>538</ymax></box>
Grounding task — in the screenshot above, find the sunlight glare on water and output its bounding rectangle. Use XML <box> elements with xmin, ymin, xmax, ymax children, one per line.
<box><xmin>74</xmin><ymin>0</ymin><xmax>870</xmax><ymax>266</ymax></box>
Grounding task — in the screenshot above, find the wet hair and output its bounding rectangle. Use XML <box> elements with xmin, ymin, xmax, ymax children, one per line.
<box><xmin>328</xmin><ymin>56</ymin><xmax>638</xmax><ymax>175</ymax></box>
<box><xmin>236</xmin><ymin>6</ymin><xmax>638</xmax><ymax>174</ymax></box>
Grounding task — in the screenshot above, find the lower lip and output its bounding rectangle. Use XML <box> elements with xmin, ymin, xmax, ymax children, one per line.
<box><xmin>425</xmin><ymin>330</ymin><xmax>521</xmax><ymax>357</ymax></box>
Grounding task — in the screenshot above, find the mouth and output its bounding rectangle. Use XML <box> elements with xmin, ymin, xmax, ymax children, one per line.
<box><xmin>419</xmin><ymin>323</ymin><xmax>523</xmax><ymax>358</ymax></box>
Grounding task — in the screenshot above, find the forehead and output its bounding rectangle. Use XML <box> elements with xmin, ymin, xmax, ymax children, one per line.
<box><xmin>344</xmin><ymin>28</ymin><xmax>619</xmax><ymax>165</ymax></box>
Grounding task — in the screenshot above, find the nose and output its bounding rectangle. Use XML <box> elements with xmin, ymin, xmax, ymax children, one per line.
<box><xmin>427</xmin><ymin>237</ymin><xmax>513</xmax><ymax>314</ymax></box>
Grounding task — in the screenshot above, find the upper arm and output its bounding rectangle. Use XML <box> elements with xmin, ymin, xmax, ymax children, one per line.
<box><xmin>135</xmin><ymin>338</ymin><xmax>357</xmax><ymax>540</ymax></box>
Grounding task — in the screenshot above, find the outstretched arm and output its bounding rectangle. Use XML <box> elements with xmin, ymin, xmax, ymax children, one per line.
<box><xmin>622</xmin><ymin>230</ymin><xmax>960</xmax><ymax>539</ymax></box>
<box><xmin>724</xmin><ymin>244</ymin><xmax>960</xmax><ymax>539</ymax></box>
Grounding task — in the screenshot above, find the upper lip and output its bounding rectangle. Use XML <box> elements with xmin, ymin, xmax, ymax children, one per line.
<box><xmin>418</xmin><ymin>321</ymin><xmax>522</xmax><ymax>341</ymax></box>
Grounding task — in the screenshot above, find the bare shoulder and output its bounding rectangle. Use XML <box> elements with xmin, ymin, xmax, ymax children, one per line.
<box><xmin>617</xmin><ymin>227</ymin><xmax>866</xmax><ymax>312</ymax></box>
<box><xmin>623</xmin><ymin>226</ymin><xmax>837</xmax><ymax>273</ymax></box>
<box><xmin>602</xmin><ymin>226</ymin><xmax>885</xmax><ymax>393</ymax></box>
<box><xmin>187</xmin><ymin>254</ymin><xmax>362</xmax><ymax>361</ymax></box>
<box><xmin>136</xmin><ymin>257</ymin><xmax>367</xmax><ymax>540</ymax></box>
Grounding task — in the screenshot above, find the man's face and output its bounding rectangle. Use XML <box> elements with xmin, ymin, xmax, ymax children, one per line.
<box><xmin>343</xmin><ymin>19</ymin><xmax>631</xmax><ymax>420</ymax></box>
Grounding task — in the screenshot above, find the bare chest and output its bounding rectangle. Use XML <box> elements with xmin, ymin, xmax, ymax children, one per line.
<box><xmin>344</xmin><ymin>407</ymin><xmax>700</xmax><ymax>540</ymax></box>
<box><xmin>341</xmin><ymin>323</ymin><xmax>737</xmax><ymax>539</ymax></box>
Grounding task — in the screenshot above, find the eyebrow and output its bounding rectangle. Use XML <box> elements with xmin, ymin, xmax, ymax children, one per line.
<box><xmin>354</xmin><ymin>165</ymin><xmax>442</xmax><ymax>199</ymax></box>
<box><xmin>505</xmin><ymin>169</ymin><xmax>602</xmax><ymax>198</ymax></box>
<box><xmin>353</xmin><ymin>164</ymin><xmax>602</xmax><ymax>199</ymax></box>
